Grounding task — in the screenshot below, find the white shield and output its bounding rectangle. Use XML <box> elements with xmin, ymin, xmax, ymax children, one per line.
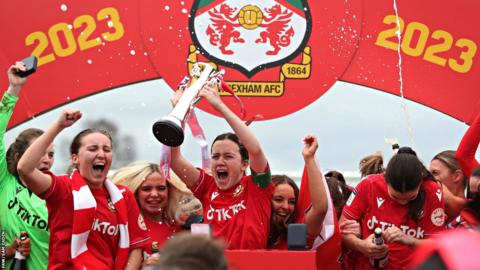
<box><xmin>190</xmin><ymin>0</ymin><xmax>311</xmax><ymax>77</ymax></box>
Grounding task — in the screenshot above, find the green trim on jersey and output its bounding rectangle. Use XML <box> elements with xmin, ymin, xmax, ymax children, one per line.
<box><xmin>251</xmin><ymin>167</ymin><xmax>271</xmax><ymax>188</ymax></box>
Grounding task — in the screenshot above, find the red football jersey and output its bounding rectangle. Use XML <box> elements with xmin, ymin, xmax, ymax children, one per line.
<box><xmin>41</xmin><ymin>173</ymin><xmax>149</xmax><ymax>269</ymax></box>
<box><xmin>343</xmin><ymin>174</ymin><xmax>446</xmax><ymax>270</ymax></box>
<box><xmin>194</xmin><ymin>169</ymin><xmax>273</xmax><ymax>249</ymax></box>
<box><xmin>142</xmin><ymin>217</ymin><xmax>182</xmax><ymax>257</ymax></box>
<box><xmin>448</xmin><ymin>208</ymin><xmax>480</xmax><ymax>230</ymax></box>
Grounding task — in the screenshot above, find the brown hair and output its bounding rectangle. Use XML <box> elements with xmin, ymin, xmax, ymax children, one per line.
<box><xmin>466</xmin><ymin>166</ymin><xmax>480</xmax><ymax>220</ymax></box>
<box><xmin>267</xmin><ymin>175</ymin><xmax>299</xmax><ymax>248</ymax></box>
<box><xmin>326</xmin><ymin>176</ymin><xmax>352</xmax><ymax>217</ymax></box>
<box><xmin>386</xmin><ymin>152</ymin><xmax>425</xmax><ymax>222</ymax></box>
<box><xmin>158</xmin><ymin>233</ymin><xmax>227</xmax><ymax>270</ymax></box>
<box><xmin>271</xmin><ymin>175</ymin><xmax>299</xmax><ymax>224</ymax></box>
<box><xmin>6</xmin><ymin>128</ymin><xmax>44</xmax><ymax>178</ymax></box>
<box><xmin>432</xmin><ymin>150</ymin><xmax>466</xmax><ymax>187</ymax></box>
<box><xmin>359</xmin><ymin>152</ymin><xmax>384</xmax><ymax>178</ymax></box>
<box><xmin>70</xmin><ymin>128</ymin><xmax>112</xmax><ymax>155</ymax></box>
<box><xmin>212</xmin><ymin>132</ymin><xmax>249</xmax><ymax>162</ymax></box>
<box><xmin>325</xmin><ymin>170</ymin><xmax>346</xmax><ymax>185</ymax></box>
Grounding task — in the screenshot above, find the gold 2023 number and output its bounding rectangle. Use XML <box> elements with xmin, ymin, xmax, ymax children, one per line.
<box><xmin>375</xmin><ymin>15</ymin><xmax>477</xmax><ymax>74</ymax></box>
<box><xmin>25</xmin><ymin>7</ymin><xmax>125</xmax><ymax>67</ymax></box>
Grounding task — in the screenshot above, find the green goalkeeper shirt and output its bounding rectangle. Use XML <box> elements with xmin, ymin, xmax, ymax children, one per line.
<box><xmin>0</xmin><ymin>92</ymin><xmax>49</xmax><ymax>270</ymax></box>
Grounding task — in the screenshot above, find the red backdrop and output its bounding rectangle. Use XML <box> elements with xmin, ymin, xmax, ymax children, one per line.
<box><xmin>0</xmin><ymin>0</ymin><xmax>478</xmax><ymax>128</ymax></box>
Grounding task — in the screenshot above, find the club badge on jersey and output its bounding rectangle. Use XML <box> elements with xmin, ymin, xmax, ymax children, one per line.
<box><xmin>233</xmin><ymin>185</ymin><xmax>244</xmax><ymax>197</ymax></box>
<box><xmin>431</xmin><ymin>208</ymin><xmax>445</xmax><ymax>227</ymax></box>
<box><xmin>138</xmin><ymin>214</ymin><xmax>148</xmax><ymax>231</ymax></box>
<box><xmin>107</xmin><ymin>197</ymin><xmax>117</xmax><ymax>212</ymax></box>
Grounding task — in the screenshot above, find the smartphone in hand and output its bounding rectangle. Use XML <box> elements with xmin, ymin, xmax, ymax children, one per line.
<box><xmin>16</xmin><ymin>56</ymin><xmax>38</xmax><ymax>77</ymax></box>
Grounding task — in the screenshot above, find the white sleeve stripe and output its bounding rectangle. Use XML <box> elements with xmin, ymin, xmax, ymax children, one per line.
<box><xmin>130</xmin><ymin>236</ymin><xmax>150</xmax><ymax>246</ymax></box>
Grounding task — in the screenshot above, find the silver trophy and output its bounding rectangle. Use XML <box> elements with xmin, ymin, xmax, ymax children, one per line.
<box><xmin>152</xmin><ymin>63</ymin><xmax>215</xmax><ymax>146</ymax></box>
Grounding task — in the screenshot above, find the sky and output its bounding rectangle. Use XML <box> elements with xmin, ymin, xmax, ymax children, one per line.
<box><xmin>5</xmin><ymin>78</ymin><xmax>471</xmax><ymax>184</ymax></box>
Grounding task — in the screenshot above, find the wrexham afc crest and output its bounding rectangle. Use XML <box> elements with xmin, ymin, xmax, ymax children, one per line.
<box><xmin>190</xmin><ymin>0</ymin><xmax>312</xmax><ymax>77</ymax></box>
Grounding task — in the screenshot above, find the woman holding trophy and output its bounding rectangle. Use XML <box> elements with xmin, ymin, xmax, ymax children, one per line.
<box><xmin>168</xmin><ymin>64</ymin><xmax>273</xmax><ymax>249</ymax></box>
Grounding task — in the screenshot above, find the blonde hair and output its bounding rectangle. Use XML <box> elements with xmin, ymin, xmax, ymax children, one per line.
<box><xmin>359</xmin><ymin>151</ymin><xmax>384</xmax><ymax>178</ymax></box>
<box><xmin>112</xmin><ymin>161</ymin><xmax>193</xmax><ymax>224</ymax></box>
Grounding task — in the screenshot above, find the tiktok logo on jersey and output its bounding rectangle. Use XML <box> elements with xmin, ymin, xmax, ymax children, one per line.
<box><xmin>206</xmin><ymin>200</ymin><xmax>247</xmax><ymax>221</ymax></box>
<box><xmin>367</xmin><ymin>216</ymin><xmax>425</xmax><ymax>238</ymax></box>
<box><xmin>7</xmin><ymin>197</ymin><xmax>48</xmax><ymax>231</ymax></box>
<box><xmin>91</xmin><ymin>218</ymin><xmax>119</xmax><ymax>236</ymax></box>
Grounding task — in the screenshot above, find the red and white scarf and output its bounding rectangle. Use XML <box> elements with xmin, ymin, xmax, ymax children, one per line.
<box><xmin>70</xmin><ymin>170</ymin><xmax>129</xmax><ymax>270</ymax></box>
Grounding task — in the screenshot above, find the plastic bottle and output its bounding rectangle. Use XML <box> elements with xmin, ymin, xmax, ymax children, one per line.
<box><xmin>142</xmin><ymin>241</ymin><xmax>160</xmax><ymax>270</ymax></box>
<box><xmin>10</xmin><ymin>231</ymin><xmax>28</xmax><ymax>270</ymax></box>
<box><xmin>392</xmin><ymin>143</ymin><xmax>400</xmax><ymax>154</ymax></box>
<box><xmin>369</xmin><ymin>228</ymin><xmax>388</xmax><ymax>268</ymax></box>
<box><xmin>151</xmin><ymin>241</ymin><xmax>160</xmax><ymax>258</ymax></box>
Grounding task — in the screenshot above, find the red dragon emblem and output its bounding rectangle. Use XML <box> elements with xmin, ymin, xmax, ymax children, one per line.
<box><xmin>205</xmin><ymin>4</ymin><xmax>294</xmax><ymax>56</ymax></box>
<box><xmin>206</xmin><ymin>4</ymin><xmax>244</xmax><ymax>55</ymax></box>
<box><xmin>255</xmin><ymin>4</ymin><xmax>295</xmax><ymax>55</ymax></box>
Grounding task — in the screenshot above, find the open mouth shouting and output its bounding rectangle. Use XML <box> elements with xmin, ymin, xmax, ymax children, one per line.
<box><xmin>215</xmin><ymin>168</ymin><xmax>230</xmax><ymax>188</ymax></box>
<box><xmin>92</xmin><ymin>162</ymin><xmax>106</xmax><ymax>177</ymax></box>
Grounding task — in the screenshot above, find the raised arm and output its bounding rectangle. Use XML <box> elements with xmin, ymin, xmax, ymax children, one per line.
<box><xmin>168</xmin><ymin>88</ymin><xmax>201</xmax><ymax>189</ymax></box>
<box><xmin>1</xmin><ymin>63</ymin><xmax>28</xmax><ymax>143</ymax></box>
<box><xmin>17</xmin><ymin>109</ymin><xmax>82</xmax><ymax>195</ymax></box>
<box><xmin>170</xmin><ymin>146</ymin><xmax>201</xmax><ymax>190</ymax></box>
<box><xmin>7</xmin><ymin>62</ymin><xmax>28</xmax><ymax>97</ymax></box>
<box><xmin>199</xmin><ymin>84</ymin><xmax>267</xmax><ymax>172</ymax></box>
<box><xmin>0</xmin><ymin>63</ymin><xmax>28</xmax><ymax>181</ymax></box>
<box><xmin>456</xmin><ymin>113</ymin><xmax>480</xmax><ymax>177</ymax></box>
<box><xmin>302</xmin><ymin>135</ymin><xmax>328</xmax><ymax>238</ymax></box>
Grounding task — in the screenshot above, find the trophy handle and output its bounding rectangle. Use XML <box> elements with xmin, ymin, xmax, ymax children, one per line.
<box><xmin>153</xmin><ymin>63</ymin><xmax>214</xmax><ymax>146</ymax></box>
